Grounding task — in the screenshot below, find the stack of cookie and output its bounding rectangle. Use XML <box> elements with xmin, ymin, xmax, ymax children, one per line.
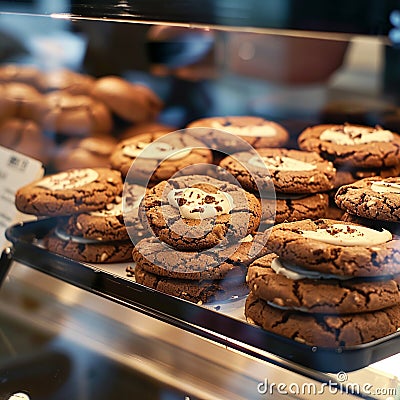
<box><xmin>219</xmin><ymin>148</ymin><xmax>336</xmax><ymax>227</ymax></box>
<box><xmin>335</xmin><ymin>176</ymin><xmax>400</xmax><ymax>235</ymax></box>
<box><xmin>245</xmin><ymin>219</ymin><xmax>400</xmax><ymax>347</ymax></box>
<box><xmin>15</xmin><ymin>167</ymin><xmax>146</xmax><ymax>263</ymax></box>
<box><xmin>130</xmin><ymin>174</ymin><xmax>268</xmax><ymax>304</ymax></box>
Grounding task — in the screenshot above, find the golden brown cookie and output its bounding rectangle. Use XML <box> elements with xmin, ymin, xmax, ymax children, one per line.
<box><xmin>91</xmin><ymin>76</ymin><xmax>163</xmax><ymax>123</ymax></box>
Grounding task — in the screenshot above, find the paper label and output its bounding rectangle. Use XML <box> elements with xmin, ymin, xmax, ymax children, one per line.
<box><xmin>0</xmin><ymin>146</ymin><xmax>44</xmax><ymax>249</ymax></box>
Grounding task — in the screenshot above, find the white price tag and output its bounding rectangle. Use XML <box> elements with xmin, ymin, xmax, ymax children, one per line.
<box><xmin>0</xmin><ymin>146</ymin><xmax>44</xmax><ymax>249</ymax></box>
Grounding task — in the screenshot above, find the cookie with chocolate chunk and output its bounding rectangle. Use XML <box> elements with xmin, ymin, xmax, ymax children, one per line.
<box><xmin>335</xmin><ymin>177</ymin><xmax>400</xmax><ymax>222</ymax></box>
<box><xmin>186</xmin><ymin>116</ymin><xmax>289</xmax><ymax>152</ymax></box>
<box><xmin>219</xmin><ymin>148</ymin><xmax>336</xmax><ymax>194</ymax></box>
<box><xmin>298</xmin><ymin>124</ymin><xmax>400</xmax><ymax>168</ymax></box>
<box><xmin>260</xmin><ymin>193</ymin><xmax>329</xmax><ymax>226</ymax></box>
<box><xmin>245</xmin><ymin>292</ymin><xmax>400</xmax><ymax>347</ymax></box>
<box><xmin>15</xmin><ymin>168</ymin><xmax>123</xmax><ymax>217</ymax></box>
<box><xmin>110</xmin><ymin>131</ymin><xmax>213</xmax><ymax>181</ymax></box>
<box><xmin>44</xmin><ymin>227</ymin><xmax>133</xmax><ymax>263</ymax></box>
<box><xmin>247</xmin><ymin>253</ymin><xmax>400</xmax><ymax>314</ymax></box>
<box><xmin>142</xmin><ymin>175</ymin><xmax>261</xmax><ymax>251</ymax></box>
<box><xmin>266</xmin><ymin>219</ymin><xmax>400</xmax><ymax>277</ymax></box>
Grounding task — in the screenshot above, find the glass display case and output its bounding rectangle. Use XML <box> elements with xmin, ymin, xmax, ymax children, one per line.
<box><xmin>1</xmin><ymin>1</ymin><xmax>400</xmax><ymax>399</ymax></box>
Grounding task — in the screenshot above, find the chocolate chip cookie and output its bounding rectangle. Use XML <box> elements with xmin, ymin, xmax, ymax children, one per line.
<box><xmin>247</xmin><ymin>253</ymin><xmax>400</xmax><ymax>314</ymax></box>
<box><xmin>15</xmin><ymin>168</ymin><xmax>123</xmax><ymax>217</ymax></box>
<box><xmin>110</xmin><ymin>131</ymin><xmax>213</xmax><ymax>181</ymax></box>
<box><xmin>142</xmin><ymin>175</ymin><xmax>261</xmax><ymax>250</ymax></box>
<box><xmin>266</xmin><ymin>219</ymin><xmax>400</xmax><ymax>277</ymax></box>
<box><xmin>335</xmin><ymin>177</ymin><xmax>400</xmax><ymax>222</ymax></box>
<box><xmin>245</xmin><ymin>292</ymin><xmax>400</xmax><ymax>347</ymax></box>
<box><xmin>219</xmin><ymin>149</ymin><xmax>336</xmax><ymax>194</ymax></box>
<box><xmin>186</xmin><ymin>116</ymin><xmax>289</xmax><ymax>152</ymax></box>
<box><xmin>298</xmin><ymin>124</ymin><xmax>400</xmax><ymax>168</ymax></box>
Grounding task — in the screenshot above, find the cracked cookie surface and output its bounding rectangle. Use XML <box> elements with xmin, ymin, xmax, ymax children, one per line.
<box><xmin>142</xmin><ymin>175</ymin><xmax>261</xmax><ymax>251</ymax></box>
<box><xmin>260</xmin><ymin>193</ymin><xmax>329</xmax><ymax>226</ymax></box>
<box><xmin>15</xmin><ymin>168</ymin><xmax>123</xmax><ymax>217</ymax></box>
<box><xmin>298</xmin><ymin>124</ymin><xmax>400</xmax><ymax>168</ymax></box>
<box><xmin>110</xmin><ymin>131</ymin><xmax>212</xmax><ymax>181</ymax></box>
<box><xmin>335</xmin><ymin>177</ymin><xmax>400</xmax><ymax>222</ymax></box>
<box><xmin>132</xmin><ymin>233</ymin><xmax>269</xmax><ymax>280</ymax></box>
<box><xmin>245</xmin><ymin>292</ymin><xmax>400</xmax><ymax>347</ymax></box>
<box><xmin>132</xmin><ymin>265</ymin><xmax>249</xmax><ymax>304</ymax></box>
<box><xmin>186</xmin><ymin>116</ymin><xmax>289</xmax><ymax>152</ymax></box>
<box><xmin>247</xmin><ymin>253</ymin><xmax>400</xmax><ymax>314</ymax></box>
<box><xmin>219</xmin><ymin>148</ymin><xmax>335</xmax><ymax>194</ymax></box>
<box><xmin>266</xmin><ymin>219</ymin><xmax>400</xmax><ymax>277</ymax></box>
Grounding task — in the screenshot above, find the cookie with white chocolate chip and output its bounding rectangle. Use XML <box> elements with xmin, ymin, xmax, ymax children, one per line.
<box><xmin>266</xmin><ymin>219</ymin><xmax>400</xmax><ymax>277</ymax></box>
<box><xmin>247</xmin><ymin>253</ymin><xmax>400</xmax><ymax>314</ymax></box>
<box><xmin>335</xmin><ymin>177</ymin><xmax>400</xmax><ymax>223</ymax></box>
<box><xmin>298</xmin><ymin>124</ymin><xmax>400</xmax><ymax>168</ymax></box>
<box><xmin>15</xmin><ymin>168</ymin><xmax>123</xmax><ymax>217</ymax></box>
<box><xmin>219</xmin><ymin>148</ymin><xmax>336</xmax><ymax>194</ymax></box>
<box><xmin>142</xmin><ymin>175</ymin><xmax>262</xmax><ymax>251</ymax></box>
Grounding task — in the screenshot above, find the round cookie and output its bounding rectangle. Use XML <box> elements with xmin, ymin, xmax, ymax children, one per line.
<box><xmin>142</xmin><ymin>175</ymin><xmax>261</xmax><ymax>251</ymax></box>
<box><xmin>260</xmin><ymin>193</ymin><xmax>329</xmax><ymax>226</ymax></box>
<box><xmin>0</xmin><ymin>118</ymin><xmax>52</xmax><ymax>164</ymax></box>
<box><xmin>1</xmin><ymin>82</ymin><xmax>44</xmax><ymax>121</ymax></box>
<box><xmin>44</xmin><ymin>228</ymin><xmax>133</xmax><ymax>263</ymax></box>
<box><xmin>245</xmin><ymin>292</ymin><xmax>400</xmax><ymax>347</ymax></box>
<box><xmin>266</xmin><ymin>219</ymin><xmax>400</xmax><ymax>277</ymax></box>
<box><xmin>41</xmin><ymin>69</ymin><xmax>95</xmax><ymax>95</ymax></box>
<box><xmin>247</xmin><ymin>253</ymin><xmax>400</xmax><ymax>314</ymax></box>
<box><xmin>219</xmin><ymin>149</ymin><xmax>336</xmax><ymax>194</ymax></box>
<box><xmin>38</xmin><ymin>91</ymin><xmax>113</xmax><ymax>137</ymax></box>
<box><xmin>298</xmin><ymin>124</ymin><xmax>400</xmax><ymax>168</ymax></box>
<box><xmin>132</xmin><ymin>265</ymin><xmax>249</xmax><ymax>304</ymax></box>
<box><xmin>110</xmin><ymin>131</ymin><xmax>213</xmax><ymax>181</ymax></box>
<box><xmin>52</xmin><ymin>137</ymin><xmax>117</xmax><ymax>171</ymax></box>
<box><xmin>335</xmin><ymin>177</ymin><xmax>400</xmax><ymax>222</ymax></box>
<box><xmin>186</xmin><ymin>116</ymin><xmax>289</xmax><ymax>152</ymax></box>
<box><xmin>15</xmin><ymin>168</ymin><xmax>123</xmax><ymax>217</ymax></box>
<box><xmin>0</xmin><ymin>64</ymin><xmax>44</xmax><ymax>89</ymax></box>
<box><xmin>91</xmin><ymin>76</ymin><xmax>163</xmax><ymax>123</ymax></box>
<box><xmin>132</xmin><ymin>233</ymin><xmax>269</xmax><ymax>281</ymax></box>
<box><xmin>66</xmin><ymin>183</ymin><xmax>148</xmax><ymax>243</ymax></box>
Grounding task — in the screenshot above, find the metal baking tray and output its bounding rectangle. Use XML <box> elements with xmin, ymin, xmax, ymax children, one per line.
<box><xmin>2</xmin><ymin>218</ymin><xmax>400</xmax><ymax>374</ymax></box>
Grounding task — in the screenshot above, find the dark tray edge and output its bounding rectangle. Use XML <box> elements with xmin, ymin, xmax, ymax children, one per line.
<box><xmin>2</xmin><ymin>218</ymin><xmax>400</xmax><ymax>376</ymax></box>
